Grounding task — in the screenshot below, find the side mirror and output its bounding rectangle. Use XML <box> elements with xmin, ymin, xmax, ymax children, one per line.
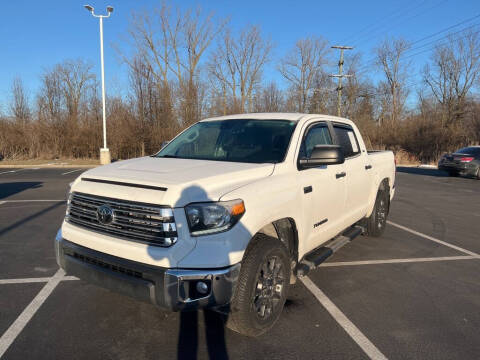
<box><xmin>299</xmin><ymin>145</ymin><xmax>345</xmax><ymax>169</ymax></box>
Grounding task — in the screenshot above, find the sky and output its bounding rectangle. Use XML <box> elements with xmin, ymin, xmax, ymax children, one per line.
<box><xmin>0</xmin><ymin>0</ymin><xmax>479</xmax><ymax>112</ymax></box>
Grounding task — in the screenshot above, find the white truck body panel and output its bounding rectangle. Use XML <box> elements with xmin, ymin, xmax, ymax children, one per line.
<box><xmin>62</xmin><ymin>113</ymin><xmax>395</xmax><ymax>269</ymax></box>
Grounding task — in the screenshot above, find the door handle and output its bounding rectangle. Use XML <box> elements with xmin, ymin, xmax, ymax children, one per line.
<box><xmin>365</xmin><ymin>165</ymin><xmax>372</xmax><ymax>170</ymax></box>
<box><xmin>304</xmin><ymin>186</ymin><xmax>313</xmax><ymax>194</ymax></box>
<box><xmin>335</xmin><ymin>172</ymin><xmax>346</xmax><ymax>179</ymax></box>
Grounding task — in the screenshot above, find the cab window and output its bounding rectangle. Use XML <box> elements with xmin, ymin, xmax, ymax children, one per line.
<box><xmin>299</xmin><ymin>123</ymin><xmax>332</xmax><ymax>159</ymax></box>
<box><xmin>333</xmin><ymin>124</ymin><xmax>360</xmax><ymax>158</ymax></box>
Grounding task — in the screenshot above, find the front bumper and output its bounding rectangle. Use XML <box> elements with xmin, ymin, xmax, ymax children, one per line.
<box><xmin>55</xmin><ymin>230</ymin><xmax>240</xmax><ymax>311</ymax></box>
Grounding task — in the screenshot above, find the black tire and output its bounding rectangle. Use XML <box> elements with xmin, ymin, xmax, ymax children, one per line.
<box><xmin>448</xmin><ymin>171</ymin><xmax>458</xmax><ymax>177</ymax></box>
<box><xmin>226</xmin><ymin>234</ymin><xmax>290</xmax><ymax>337</ymax></box>
<box><xmin>364</xmin><ymin>188</ymin><xmax>389</xmax><ymax>237</ymax></box>
<box><xmin>476</xmin><ymin>167</ymin><xmax>480</xmax><ymax>180</ymax></box>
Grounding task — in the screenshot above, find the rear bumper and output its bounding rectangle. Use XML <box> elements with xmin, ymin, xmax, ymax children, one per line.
<box><xmin>55</xmin><ymin>230</ymin><xmax>240</xmax><ymax>311</ymax></box>
<box><xmin>439</xmin><ymin>163</ymin><xmax>478</xmax><ymax>176</ymax></box>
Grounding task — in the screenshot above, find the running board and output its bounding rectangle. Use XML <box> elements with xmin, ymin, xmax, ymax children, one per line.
<box><xmin>296</xmin><ymin>225</ymin><xmax>364</xmax><ymax>277</ymax></box>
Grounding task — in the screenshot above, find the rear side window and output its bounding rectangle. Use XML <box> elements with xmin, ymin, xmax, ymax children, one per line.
<box><xmin>299</xmin><ymin>123</ymin><xmax>332</xmax><ymax>158</ymax></box>
<box><xmin>457</xmin><ymin>147</ymin><xmax>480</xmax><ymax>156</ymax></box>
<box><xmin>333</xmin><ymin>125</ymin><xmax>360</xmax><ymax>158</ymax></box>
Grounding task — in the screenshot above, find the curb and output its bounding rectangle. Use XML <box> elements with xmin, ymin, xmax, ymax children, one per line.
<box><xmin>396</xmin><ymin>164</ymin><xmax>438</xmax><ymax>169</ymax></box>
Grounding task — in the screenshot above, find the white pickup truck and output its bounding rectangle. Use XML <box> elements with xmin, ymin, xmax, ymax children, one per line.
<box><xmin>55</xmin><ymin>113</ymin><xmax>395</xmax><ymax>336</ymax></box>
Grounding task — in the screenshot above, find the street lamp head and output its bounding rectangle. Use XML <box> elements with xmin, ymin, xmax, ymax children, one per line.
<box><xmin>84</xmin><ymin>4</ymin><xmax>94</xmax><ymax>12</ymax></box>
<box><xmin>106</xmin><ymin>6</ymin><xmax>114</xmax><ymax>13</ymax></box>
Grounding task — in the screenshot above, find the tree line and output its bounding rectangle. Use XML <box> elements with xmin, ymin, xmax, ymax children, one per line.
<box><xmin>1</xmin><ymin>2</ymin><xmax>479</xmax><ymax>163</ymax></box>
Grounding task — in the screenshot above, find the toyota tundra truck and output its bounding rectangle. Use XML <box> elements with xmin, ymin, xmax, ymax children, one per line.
<box><xmin>55</xmin><ymin>113</ymin><xmax>395</xmax><ymax>336</ymax></box>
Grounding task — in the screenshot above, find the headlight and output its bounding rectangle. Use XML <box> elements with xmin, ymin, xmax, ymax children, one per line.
<box><xmin>185</xmin><ymin>200</ymin><xmax>245</xmax><ymax>236</ymax></box>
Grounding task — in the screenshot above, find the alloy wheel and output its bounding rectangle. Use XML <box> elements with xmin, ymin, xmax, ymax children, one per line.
<box><xmin>253</xmin><ymin>255</ymin><xmax>285</xmax><ymax>319</ymax></box>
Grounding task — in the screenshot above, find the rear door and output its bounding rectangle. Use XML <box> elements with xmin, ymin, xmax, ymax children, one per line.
<box><xmin>332</xmin><ymin>123</ymin><xmax>371</xmax><ymax>224</ymax></box>
<box><xmin>297</xmin><ymin>121</ymin><xmax>347</xmax><ymax>252</ymax></box>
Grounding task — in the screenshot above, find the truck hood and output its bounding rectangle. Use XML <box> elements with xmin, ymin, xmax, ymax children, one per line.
<box><xmin>72</xmin><ymin>156</ymin><xmax>274</xmax><ymax>207</ymax></box>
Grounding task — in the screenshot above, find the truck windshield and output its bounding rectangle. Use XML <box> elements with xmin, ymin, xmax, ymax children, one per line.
<box><xmin>154</xmin><ymin>119</ymin><xmax>297</xmax><ymax>164</ymax></box>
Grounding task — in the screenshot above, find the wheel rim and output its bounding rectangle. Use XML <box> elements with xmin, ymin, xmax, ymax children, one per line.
<box><xmin>377</xmin><ymin>197</ymin><xmax>387</xmax><ymax>229</ymax></box>
<box><xmin>253</xmin><ymin>255</ymin><xmax>285</xmax><ymax>320</ymax></box>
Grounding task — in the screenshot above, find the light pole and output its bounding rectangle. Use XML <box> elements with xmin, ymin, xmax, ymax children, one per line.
<box><xmin>84</xmin><ymin>4</ymin><xmax>114</xmax><ymax>164</ymax></box>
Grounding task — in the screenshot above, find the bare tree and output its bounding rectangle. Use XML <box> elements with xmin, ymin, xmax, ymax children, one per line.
<box><xmin>278</xmin><ymin>37</ymin><xmax>330</xmax><ymax>112</ymax></box>
<box><xmin>375</xmin><ymin>38</ymin><xmax>411</xmax><ymax>125</ymax></box>
<box><xmin>253</xmin><ymin>82</ymin><xmax>284</xmax><ymax>112</ymax></box>
<box><xmin>3</xmin><ymin>2</ymin><xmax>480</xmax><ymax>164</ymax></box>
<box><xmin>10</xmin><ymin>77</ymin><xmax>30</xmax><ymax>127</ymax></box>
<box><xmin>423</xmin><ymin>30</ymin><xmax>480</xmax><ymax>124</ymax></box>
<box><xmin>125</xmin><ymin>2</ymin><xmax>227</xmax><ymax>125</ymax></box>
<box><xmin>307</xmin><ymin>72</ymin><xmax>335</xmax><ymax>114</ymax></box>
<box><xmin>208</xmin><ymin>26</ymin><xmax>272</xmax><ymax>113</ymax></box>
<box><xmin>56</xmin><ymin>59</ymin><xmax>95</xmax><ymax>123</ymax></box>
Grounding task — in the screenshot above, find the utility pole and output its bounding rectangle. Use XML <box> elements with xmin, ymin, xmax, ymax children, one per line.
<box><xmin>330</xmin><ymin>46</ymin><xmax>353</xmax><ymax>117</ymax></box>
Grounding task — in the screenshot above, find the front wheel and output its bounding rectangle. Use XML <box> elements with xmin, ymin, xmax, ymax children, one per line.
<box><xmin>226</xmin><ymin>234</ymin><xmax>290</xmax><ymax>337</ymax></box>
<box><xmin>364</xmin><ymin>188</ymin><xmax>389</xmax><ymax>237</ymax></box>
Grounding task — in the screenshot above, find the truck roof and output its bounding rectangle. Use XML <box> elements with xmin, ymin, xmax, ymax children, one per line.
<box><xmin>201</xmin><ymin>112</ymin><xmax>354</xmax><ymax>126</ymax></box>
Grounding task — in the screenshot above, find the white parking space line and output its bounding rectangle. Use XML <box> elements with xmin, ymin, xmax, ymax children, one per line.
<box><xmin>300</xmin><ymin>276</ymin><xmax>387</xmax><ymax>360</ymax></box>
<box><xmin>387</xmin><ymin>221</ymin><xmax>479</xmax><ymax>256</ymax></box>
<box><xmin>62</xmin><ymin>275</ymin><xmax>79</xmax><ymax>281</ymax></box>
<box><xmin>1</xmin><ymin>200</ymin><xmax>64</xmax><ymax>203</ymax></box>
<box><xmin>61</xmin><ymin>169</ymin><xmax>82</xmax><ymax>175</ymax></box>
<box><xmin>0</xmin><ymin>277</ymin><xmax>52</xmax><ymax>285</ymax></box>
<box><xmin>321</xmin><ymin>255</ymin><xmax>479</xmax><ymax>267</ymax></box>
<box><xmin>0</xmin><ymin>275</ymin><xmax>78</xmax><ymax>285</ymax></box>
<box><xmin>0</xmin><ymin>269</ymin><xmax>65</xmax><ymax>358</ymax></box>
<box><xmin>0</xmin><ymin>169</ymin><xmax>32</xmax><ymax>175</ymax></box>
<box><xmin>0</xmin><ymin>201</ymin><xmax>5</xmax><ymax>206</ymax></box>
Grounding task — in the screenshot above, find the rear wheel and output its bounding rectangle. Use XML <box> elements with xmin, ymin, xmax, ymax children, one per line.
<box><xmin>226</xmin><ymin>234</ymin><xmax>290</xmax><ymax>337</ymax></box>
<box><xmin>364</xmin><ymin>188</ymin><xmax>389</xmax><ymax>237</ymax></box>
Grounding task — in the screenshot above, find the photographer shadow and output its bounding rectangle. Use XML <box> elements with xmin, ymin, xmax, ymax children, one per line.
<box><xmin>145</xmin><ymin>184</ymin><xmax>252</xmax><ymax>359</ymax></box>
<box><xmin>177</xmin><ymin>309</ymin><xmax>229</xmax><ymax>360</ymax></box>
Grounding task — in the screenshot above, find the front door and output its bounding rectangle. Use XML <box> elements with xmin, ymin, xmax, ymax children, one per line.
<box><xmin>297</xmin><ymin>121</ymin><xmax>347</xmax><ymax>253</ymax></box>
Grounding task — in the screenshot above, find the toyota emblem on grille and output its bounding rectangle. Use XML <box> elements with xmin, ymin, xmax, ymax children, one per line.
<box><xmin>97</xmin><ymin>204</ymin><xmax>114</xmax><ymax>225</ymax></box>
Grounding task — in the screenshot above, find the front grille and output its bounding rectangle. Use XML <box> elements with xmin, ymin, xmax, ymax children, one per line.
<box><xmin>66</xmin><ymin>192</ymin><xmax>177</xmax><ymax>247</ymax></box>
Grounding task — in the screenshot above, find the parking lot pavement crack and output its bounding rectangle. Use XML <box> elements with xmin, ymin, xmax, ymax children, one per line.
<box><xmin>0</xmin><ymin>269</ymin><xmax>65</xmax><ymax>358</ymax></box>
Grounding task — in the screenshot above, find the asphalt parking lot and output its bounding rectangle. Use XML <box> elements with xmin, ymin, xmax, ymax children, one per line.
<box><xmin>0</xmin><ymin>166</ymin><xmax>479</xmax><ymax>359</ymax></box>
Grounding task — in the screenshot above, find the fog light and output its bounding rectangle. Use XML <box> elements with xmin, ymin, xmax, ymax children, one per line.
<box><xmin>196</xmin><ymin>281</ymin><xmax>209</xmax><ymax>295</ymax></box>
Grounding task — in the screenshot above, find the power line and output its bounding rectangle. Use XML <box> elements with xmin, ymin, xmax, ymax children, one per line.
<box><xmin>409</xmin><ymin>13</ymin><xmax>480</xmax><ymax>46</ymax></box>
<box><xmin>354</xmin><ymin>20</ymin><xmax>480</xmax><ymax>74</ymax></box>
<box><xmin>350</xmin><ymin>0</ymin><xmax>449</xmax><ymax>47</ymax></box>
<box><xmin>402</xmin><ymin>28</ymin><xmax>480</xmax><ymax>61</ymax></box>
<box><xmin>342</xmin><ymin>1</ymin><xmax>428</xmax><ymax>45</ymax></box>
<box><xmin>404</xmin><ymin>22</ymin><xmax>480</xmax><ymax>55</ymax></box>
